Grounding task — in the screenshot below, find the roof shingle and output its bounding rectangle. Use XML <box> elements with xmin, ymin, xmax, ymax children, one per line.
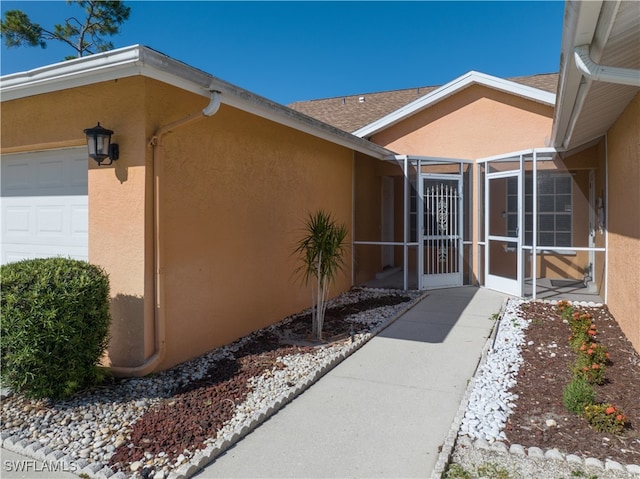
<box><xmin>288</xmin><ymin>73</ymin><xmax>559</xmax><ymax>133</ymax></box>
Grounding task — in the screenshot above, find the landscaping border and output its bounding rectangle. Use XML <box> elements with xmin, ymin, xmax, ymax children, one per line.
<box><xmin>1</xmin><ymin>290</ymin><xmax>427</xmax><ymax>479</ymax></box>
<box><xmin>439</xmin><ymin>298</ymin><xmax>640</xmax><ymax>479</ymax></box>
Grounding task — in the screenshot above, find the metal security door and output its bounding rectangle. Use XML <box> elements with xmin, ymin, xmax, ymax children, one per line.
<box><xmin>421</xmin><ymin>176</ymin><xmax>463</xmax><ymax>289</ymax></box>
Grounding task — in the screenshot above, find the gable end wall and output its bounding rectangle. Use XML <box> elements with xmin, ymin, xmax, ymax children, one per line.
<box><xmin>371</xmin><ymin>84</ymin><xmax>554</xmax><ymax>159</ymax></box>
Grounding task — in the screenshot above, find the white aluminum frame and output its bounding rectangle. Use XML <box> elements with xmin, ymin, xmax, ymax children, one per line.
<box><xmin>478</xmin><ymin>147</ymin><xmax>606</xmax><ymax>298</ymax></box>
<box><xmin>353</xmin><ymin>155</ymin><xmax>470</xmax><ymax>291</ymax></box>
<box><xmin>485</xmin><ymin>166</ymin><xmax>523</xmax><ymax>296</ymax></box>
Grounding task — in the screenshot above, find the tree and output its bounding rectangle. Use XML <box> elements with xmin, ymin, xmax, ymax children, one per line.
<box><xmin>293</xmin><ymin>210</ymin><xmax>349</xmax><ymax>341</ymax></box>
<box><xmin>1</xmin><ymin>1</ymin><xmax>130</xmax><ymax>60</ymax></box>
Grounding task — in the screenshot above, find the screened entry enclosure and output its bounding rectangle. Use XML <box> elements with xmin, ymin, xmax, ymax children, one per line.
<box><xmin>479</xmin><ymin>149</ymin><xmax>605</xmax><ymax>299</ymax></box>
<box><xmin>353</xmin><ymin>148</ymin><xmax>605</xmax><ymax>301</ymax></box>
<box><xmin>353</xmin><ymin>155</ymin><xmax>473</xmax><ymax>292</ymax></box>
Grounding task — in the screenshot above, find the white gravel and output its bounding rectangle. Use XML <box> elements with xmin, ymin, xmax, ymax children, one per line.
<box><xmin>451</xmin><ymin>298</ymin><xmax>640</xmax><ymax>479</ymax></box>
<box><xmin>459</xmin><ymin>298</ymin><xmax>529</xmax><ymax>443</ymax></box>
<box><xmin>1</xmin><ymin>287</ymin><xmax>422</xmax><ymax>479</ymax></box>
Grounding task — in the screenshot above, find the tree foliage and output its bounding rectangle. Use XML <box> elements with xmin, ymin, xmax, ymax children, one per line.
<box><xmin>1</xmin><ymin>1</ymin><xmax>130</xmax><ymax>59</ymax></box>
<box><xmin>293</xmin><ymin>210</ymin><xmax>349</xmax><ymax>340</ymax></box>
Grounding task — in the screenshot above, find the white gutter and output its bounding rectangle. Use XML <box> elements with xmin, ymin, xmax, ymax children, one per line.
<box><xmin>552</xmin><ymin>0</ymin><xmax>640</xmax><ymax>149</ymax></box>
<box><xmin>550</xmin><ymin>0</ymin><xmax>603</xmax><ymax>149</ymax></box>
<box><xmin>574</xmin><ymin>45</ymin><xmax>640</xmax><ymax>87</ymax></box>
<box><xmin>1</xmin><ymin>45</ymin><xmax>394</xmax><ymax>161</ymax></box>
<box><xmin>109</xmin><ymin>90</ymin><xmax>221</xmax><ymax>377</ymax></box>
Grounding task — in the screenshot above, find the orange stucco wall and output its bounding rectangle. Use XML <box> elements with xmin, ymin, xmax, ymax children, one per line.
<box><xmin>2</xmin><ymin>76</ymin><xmax>382</xmax><ymax>373</ymax></box>
<box><xmin>371</xmin><ymin>85</ymin><xmax>554</xmax><ymax>159</ymax></box>
<box><xmin>1</xmin><ymin>78</ymin><xmax>150</xmax><ymax>368</ymax></box>
<box><xmin>353</xmin><ymin>154</ymin><xmax>408</xmax><ymax>283</ymax></box>
<box><xmin>148</xmin><ymin>81</ymin><xmax>357</xmax><ymax>369</ymax></box>
<box><xmin>353</xmin><ymin>154</ymin><xmax>384</xmax><ymax>284</ymax></box>
<box><xmin>605</xmin><ymin>92</ymin><xmax>640</xmax><ymax>352</ymax></box>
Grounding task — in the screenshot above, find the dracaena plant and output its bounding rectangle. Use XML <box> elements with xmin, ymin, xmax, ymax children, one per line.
<box><xmin>293</xmin><ymin>210</ymin><xmax>348</xmax><ymax>341</ymax></box>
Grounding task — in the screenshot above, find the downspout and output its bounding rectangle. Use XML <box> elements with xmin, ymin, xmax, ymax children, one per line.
<box><xmin>574</xmin><ymin>45</ymin><xmax>640</xmax><ymax>87</ymax></box>
<box><xmin>110</xmin><ymin>90</ymin><xmax>221</xmax><ymax>377</ymax></box>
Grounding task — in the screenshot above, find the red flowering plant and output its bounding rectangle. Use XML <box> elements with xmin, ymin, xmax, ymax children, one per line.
<box><xmin>573</xmin><ymin>339</ymin><xmax>608</xmax><ymax>384</ymax></box>
<box><xmin>580</xmin><ymin>342</ymin><xmax>609</xmax><ymax>364</ymax></box>
<box><xmin>560</xmin><ymin>301</ymin><xmax>629</xmax><ymax>434</ymax></box>
<box><xmin>583</xmin><ymin>403</ymin><xmax>628</xmax><ymax>434</ymax></box>
<box><xmin>557</xmin><ymin>299</ymin><xmax>573</xmax><ymax>321</ymax></box>
<box><xmin>569</xmin><ymin>311</ymin><xmax>595</xmax><ymax>351</ymax></box>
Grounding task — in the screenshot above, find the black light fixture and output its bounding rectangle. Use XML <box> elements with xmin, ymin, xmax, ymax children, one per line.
<box><xmin>84</xmin><ymin>122</ymin><xmax>119</xmax><ymax>166</ymax></box>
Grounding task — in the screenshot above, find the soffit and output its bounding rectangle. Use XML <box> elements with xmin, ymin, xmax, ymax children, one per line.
<box><xmin>556</xmin><ymin>0</ymin><xmax>640</xmax><ymax>149</ymax></box>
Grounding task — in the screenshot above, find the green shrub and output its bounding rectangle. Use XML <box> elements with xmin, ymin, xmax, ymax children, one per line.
<box><xmin>1</xmin><ymin>258</ymin><xmax>111</xmax><ymax>399</ymax></box>
<box><xmin>577</xmin><ymin>341</ymin><xmax>609</xmax><ymax>364</ymax></box>
<box><xmin>557</xmin><ymin>299</ymin><xmax>573</xmax><ymax>321</ymax></box>
<box><xmin>583</xmin><ymin>403</ymin><xmax>628</xmax><ymax>434</ymax></box>
<box><xmin>568</xmin><ymin>310</ymin><xmax>595</xmax><ymax>351</ymax></box>
<box><xmin>562</xmin><ymin>376</ymin><xmax>596</xmax><ymax>415</ymax></box>
<box><xmin>572</xmin><ymin>353</ymin><xmax>606</xmax><ymax>385</ymax></box>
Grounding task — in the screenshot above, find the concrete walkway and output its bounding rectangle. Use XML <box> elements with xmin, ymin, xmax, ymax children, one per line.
<box><xmin>1</xmin><ymin>286</ymin><xmax>508</xmax><ymax>479</ymax></box>
<box><xmin>197</xmin><ymin>286</ymin><xmax>507</xmax><ymax>478</ymax></box>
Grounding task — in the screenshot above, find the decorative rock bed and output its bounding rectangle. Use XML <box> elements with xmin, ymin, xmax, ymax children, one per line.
<box><xmin>445</xmin><ymin>298</ymin><xmax>640</xmax><ymax>479</ymax></box>
<box><xmin>1</xmin><ymin>288</ymin><xmax>423</xmax><ymax>479</ymax></box>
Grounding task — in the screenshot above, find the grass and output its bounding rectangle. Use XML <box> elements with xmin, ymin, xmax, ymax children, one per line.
<box><xmin>570</xmin><ymin>471</ymin><xmax>598</xmax><ymax>479</ymax></box>
<box><xmin>445</xmin><ymin>462</ymin><xmax>514</xmax><ymax>479</ymax></box>
<box><xmin>445</xmin><ymin>462</ymin><xmax>602</xmax><ymax>479</ymax></box>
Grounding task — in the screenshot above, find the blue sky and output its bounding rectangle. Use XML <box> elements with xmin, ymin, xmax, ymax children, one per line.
<box><xmin>1</xmin><ymin>1</ymin><xmax>565</xmax><ymax>104</ymax></box>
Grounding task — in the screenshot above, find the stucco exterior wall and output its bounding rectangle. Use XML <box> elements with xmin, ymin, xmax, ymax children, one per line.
<box><xmin>153</xmin><ymin>82</ymin><xmax>357</xmax><ymax>369</ymax></box>
<box><xmin>605</xmin><ymin>92</ymin><xmax>640</xmax><ymax>352</ymax></box>
<box><xmin>353</xmin><ymin>154</ymin><xmax>384</xmax><ymax>284</ymax></box>
<box><xmin>1</xmin><ymin>78</ymin><xmax>149</xmax><ymax>368</ymax></box>
<box><xmin>371</xmin><ymin>85</ymin><xmax>554</xmax><ymax>159</ymax></box>
<box><xmin>2</xmin><ymin>76</ymin><xmax>384</xmax><ymax>373</ymax></box>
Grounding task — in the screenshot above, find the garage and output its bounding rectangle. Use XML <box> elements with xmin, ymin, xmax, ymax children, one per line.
<box><xmin>0</xmin><ymin>147</ymin><xmax>88</xmax><ymax>264</ymax></box>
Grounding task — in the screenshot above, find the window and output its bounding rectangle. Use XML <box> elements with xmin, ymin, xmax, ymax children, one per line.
<box><xmin>506</xmin><ymin>172</ymin><xmax>572</xmax><ymax>248</ymax></box>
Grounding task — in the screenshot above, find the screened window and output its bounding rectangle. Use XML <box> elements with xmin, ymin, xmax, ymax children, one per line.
<box><xmin>506</xmin><ymin>172</ymin><xmax>572</xmax><ymax>247</ymax></box>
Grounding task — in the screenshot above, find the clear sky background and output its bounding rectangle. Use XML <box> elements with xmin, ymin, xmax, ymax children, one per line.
<box><xmin>1</xmin><ymin>1</ymin><xmax>565</xmax><ymax>105</ymax></box>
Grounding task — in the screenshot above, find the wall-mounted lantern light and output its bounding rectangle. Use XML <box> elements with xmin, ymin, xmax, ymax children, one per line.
<box><xmin>83</xmin><ymin>122</ymin><xmax>119</xmax><ymax>166</ymax></box>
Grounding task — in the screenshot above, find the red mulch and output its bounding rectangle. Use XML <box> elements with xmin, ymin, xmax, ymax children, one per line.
<box><xmin>108</xmin><ymin>294</ymin><xmax>410</xmax><ymax>471</ymax></box>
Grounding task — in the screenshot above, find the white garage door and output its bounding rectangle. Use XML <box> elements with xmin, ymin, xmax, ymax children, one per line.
<box><xmin>1</xmin><ymin>147</ymin><xmax>88</xmax><ymax>265</ymax></box>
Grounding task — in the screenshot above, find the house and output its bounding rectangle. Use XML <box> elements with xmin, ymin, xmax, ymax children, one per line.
<box><xmin>1</xmin><ymin>1</ymin><xmax>638</xmax><ymax>374</ymax></box>
<box><xmin>552</xmin><ymin>0</ymin><xmax>639</xmax><ymax>352</ymax></box>
<box><xmin>0</xmin><ymin>46</ymin><xmax>395</xmax><ymax>374</ymax></box>
<box><xmin>290</xmin><ymin>0</ymin><xmax>639</xmax><ymax>353</ymax></box>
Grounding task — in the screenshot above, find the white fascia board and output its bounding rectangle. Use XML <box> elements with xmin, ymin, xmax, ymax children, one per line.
<box><xmin>354</xmin><ymin>71</ymin><xmax>556</xmax><ymax>138</ymax></box>
<box><xmin>0</xmin><ymin>45</ymin><xmax>148</xmax><ymax>100</ymax></box>
<box><xmin>551</xmin><ymin>0</ymin><xmax>603</xmax><ymax>149</ymax></box>
<box><xmin>0</xmin><ymin>45</ymin><xmax>393</xmax><ymax>160</ymax></box>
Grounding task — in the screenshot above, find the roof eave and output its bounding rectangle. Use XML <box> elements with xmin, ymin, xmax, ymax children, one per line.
<box><xmin>0</xmin><ymin>45</ymin><xmax>395</xmax><ymax>161</ymax></box>
<box><xmin>549</xmin><ymin>0</ymin><xmax>629</xmax><ymax>150</ymax></box>
<box><xmin>353</xmin><ymin>70</ymin><xmax>556</xmax><ymax>138</ymax></box>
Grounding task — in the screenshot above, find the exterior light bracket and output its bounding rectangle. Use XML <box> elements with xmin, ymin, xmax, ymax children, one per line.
<box><xmin>84</xmin><ymin>122</ymin><xmax>119</xmax><ymax>166</ymax></box>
